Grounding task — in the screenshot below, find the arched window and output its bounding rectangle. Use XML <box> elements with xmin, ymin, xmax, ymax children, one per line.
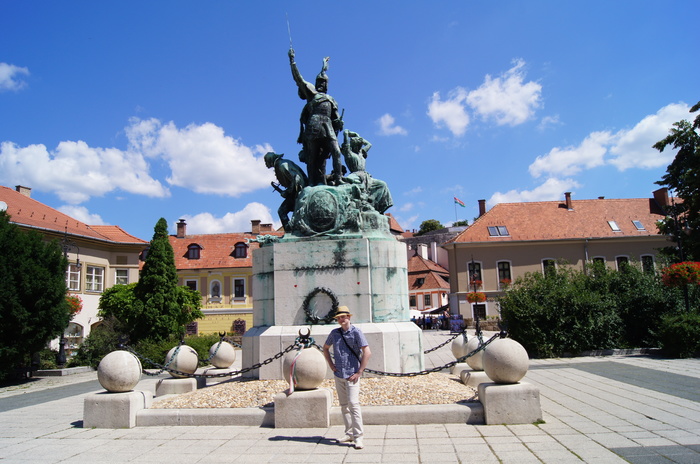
<box><xmin>187</xmin><ymin>244</ymin><xmax>201</xmax><ymax>259</ymax></box>
<box><xmin>233</xmin><ymin>242</ymin><xmax>248</xmax><ymax>259</ymax></box>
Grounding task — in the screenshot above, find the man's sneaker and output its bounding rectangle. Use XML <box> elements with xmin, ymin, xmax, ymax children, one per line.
<box><xmin>339</xmin><ymin>435</ymin><xmax>354</xmax><ymax>444</ymax></box>
<box><xmin>354</xmin><ymin>438</ymin><xmax>364</xmax><ymax>449</ymax></box>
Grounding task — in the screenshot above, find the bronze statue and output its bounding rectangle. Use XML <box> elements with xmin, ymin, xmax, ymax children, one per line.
<box><xmin>289</xmin><ymin>48</ymin><xmax>344</xmax><ymax>186</ymax></box>
<box><xmin>264</xmin><ymin>152</ymin><xmax>308</xmax><ymax>230</ymax></box>
<box><xmin>340</xmin><ymin>130</ymin><xmax>393</xmax><ymax>214</ymax></box>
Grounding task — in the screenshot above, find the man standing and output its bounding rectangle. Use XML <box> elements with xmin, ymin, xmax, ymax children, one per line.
<box><xmin>323</xmin><ymin>306</ymin><xmax>371</xmax><ymax>449</ymax></box>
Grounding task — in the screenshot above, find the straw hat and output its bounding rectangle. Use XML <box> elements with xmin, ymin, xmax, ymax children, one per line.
<box><xmin>334</xmin><ymin>306</ymin><xmax>353</xmax><ymax>319</ymax></box>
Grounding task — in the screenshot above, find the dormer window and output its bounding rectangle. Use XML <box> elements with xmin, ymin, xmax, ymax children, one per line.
<box><xmin>488</xmin><ymin>226</ymin><xmax>509</xmax><ymax>237</ymax></box>
<box><xmin>187</xmin><ymin>244</ymin><xmax>201</xmax><ymax>259</ymax></box>
<box><xmin>416</xmin><ymin>278</ymin><xmax>425</xmax><ymax>286</ymax></box>
<box><xmin>632</xmin><ymin>220</ymin><xmax>645</xmax><ymax>231</ymax></box>
<box><xmin>233</xmin><ymin>242</ymin><xmax>248</xmax><ymax>259</ymax></box>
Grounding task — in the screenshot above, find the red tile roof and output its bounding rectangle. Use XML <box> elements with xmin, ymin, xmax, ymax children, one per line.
<box><xmin>448</xmin><ymin>197</ymin><xmax>666</xmax><ymax>244</ymax></box>
<box><xmin>407</xmin><ymin>254</ymin><xmax>450</xmax><ymax>290</ymax></box>
<box><xmin>0</xmin><ymin>185</ymin><xmax>147</xmax><ymax>244</ymax></box>
<box><xmin>170</xmin><ymin>231</ymin><xmax>284</xmax><ymax>270</ymax></box>
<box><xmin>385</xmin><ymin>213</ymin><xmax>404</xmax><ymax>235</ymax></box>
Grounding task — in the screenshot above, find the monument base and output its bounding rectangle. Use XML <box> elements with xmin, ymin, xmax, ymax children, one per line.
<box><xmin>242</xmin><ymin>322</ymin><xmax>423</xmax><ymax>379</ymax></box>
<box><xmin>274</xmin><ymin>388</ymin><xmax>333</xmax><ymax>428</ymax></box>
<box><xmin>83</xmin><ymin>390</ymin><xmax>152</xmax><ymax>429</ymax></box>
<box><xmin>478</xmin><ymin>382</ymin><xmax>542</xmax><ymax>425</ymax></box>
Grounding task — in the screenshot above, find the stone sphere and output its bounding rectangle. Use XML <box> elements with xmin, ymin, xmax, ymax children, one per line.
<box><xmin>97</xmin><ymin>350</ymin><xmax>142</xmax><ymax>392</ymax></box>
<box><xmin>209</xmin><ymin>341</ymin><xmax>236</xmax><ymax>369</ymax></box>
<box><xmin>483</xmin><ymin>338</ymin><xmax>529</xmax><ymax>384</ymax></box>
<box><xmin>465</xmin><ymin>336</ymin><xmax>485</xmax><ymax>371</ymax></box>
<box><xmin>283</xmin><ymin>347</ymin><xmax>327</xmax><ymax>390</ymax></box>
<box><xmin>451</xmin><ymin>335</ymin><xmax>470</xmax><ymax>360</ymax></box>
<box><xmin>165</xmin><ymin>345</ymin><xmax>199</xmax><ymax>378</ymax></box>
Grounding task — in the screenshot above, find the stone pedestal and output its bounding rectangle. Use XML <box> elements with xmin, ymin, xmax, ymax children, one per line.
<box><xmin>274</xmin><ymin>388</ymin><xmax>333</xmax><ymax>428</ymax></box>
<box><xmin>461</xmin><ymin>370</ymin><xmax>490</xmax><ymax>388</ymax></box>
<box><xmin>200</xmin><ymin>368</ymin><xmax>237</xmax><ymax>386</ymax></box>
<box><xmin>451</xmin><ymin>362</ymin><xmax>470</xmax><ymax>376</ymax></box>
<box><xmin>155</xmin><ymin>378</ymin><xmax>198</xmax><ymax>397</ymax></box>
<box><xmin>83</xmin><ymin>390</ymin><xmax>152</xmax><ymax>428</ymax></box>
<box><xmin>244</xmin><ymin>235</ymin><xmax>423</xmax><ymax>379</ymax></box>
<box><xmin>243</xmin><ymin>322</ymin><xmax>422</xmax><ymax>379</ymax></box>
<box><xmin>478</xmin><ymin>382</ymin><xmax>542</xmax><ymax>425</ymax></box>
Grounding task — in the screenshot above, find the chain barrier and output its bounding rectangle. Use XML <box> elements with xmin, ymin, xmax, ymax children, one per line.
<box><xmin>422</xmin><ymin>328</ymin><xmax>468</xmax><ymax>354</ymax></box>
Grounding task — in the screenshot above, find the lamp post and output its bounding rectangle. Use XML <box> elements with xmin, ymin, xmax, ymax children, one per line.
<box><xmin>57</xmin><ymin>229</ymin><xmax>81</xmax><ymax>366</ymax></box>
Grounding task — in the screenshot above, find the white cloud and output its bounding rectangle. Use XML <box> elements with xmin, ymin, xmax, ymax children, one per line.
<box><xmin>0</xmin><ymin>63</ymin><xmax>29</xmax><ymax>92</ymax></box>
<box><xmin>0</xmin><ymin>117</ymin><xmax>276</xmax><ymax>204</ymax></box>
<box><xmin>0</xmin><ymin>140</ymin><xmax>169</xmax><ymax>204</ymax></box>
<box><xmin>179</xmin><ymin>202</ymin><xmax>276</xmax><ymax>234</ymax></box>
<box><xmin>399</xmin><ymin>202</ymin><xmax>414</xmax><ymax>212</ymax></box>
<box><xmin>427</xmin><ymin>88</ymin><xmax>470</xmax><ymax>136</ymax></box>
<box><xmin>128</xmin><ymin>118</ymin><xmax>275</xmax><ymax>196</ymax></box>
<box><xmin>377</xmin><ymin>113</ymin><xmax>407</xmax><ymax>136</ymax></box>
<box><xmin>404</xmin><ymin>186</ymin><xmax>423</xmax><ymax>195</ymax></box>
<box><xmin>489</xmin><ymin>177</ymin><xmax>581</xmax><ymax>205</ymax></box>
<box><xmin>608</xmin><ymin>102</ymin><xmax>690</xmax><ymax>171</ymax></box>
<box><xmin>57</xmin><ymin>205</ymin><xmax>106</xmax><ymax>225</ymax></box>
<box><xmin>466</xmin><ymin>59</ymin><xmax>542</xmax><ymax>126</ymax></box>
<box><xmin>529</xmin><ymin>131</ymin><xmax>613</xmax><ymax>178</ymax></box>
<box><xmin>538</xmin><ymin>114</ymin><xmax>562</xmax><ymax>131</ymax></box>
<box><xmin>529</xmin><ymin>102</ymin><xmax>691</xmax><ymax>179</ymax></box>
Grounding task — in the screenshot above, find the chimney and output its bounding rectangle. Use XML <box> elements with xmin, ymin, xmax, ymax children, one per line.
<box><xmin>417</xmin><ymin>243</ymin><xmax>428</xmax><ymax>260</ymax></box>
<box><xmin>15</xmin><ymin>185</ymin><xmax>31</xmax><ymax>197</ymax></box>
<box><xmin>653</xmin><ymin>188</ymin><xmax>670</xmax><ymax>210</ymax></box>
<box><xmin>251</xmin><ymin>219</ymin><xmax>261</xmax><ymax>234</ymax></box>
<box><xmin>478</xmin><ymin>199</ymin><xmax>486</xmax><ymax>217</ymax></box>
<box><xmin>260</xmin><ymin>223</ymin><xmax>273</xmax><ymax>232</ymax></box>
<box><xmin>565</xmin><ymin>192</ymin><xmax>573</xmax><ymax>210</ymax></box>
<box><xmin>176</xmin><ymin>219</ymin><xmax>187</xmax><ymax>238</ymax></box>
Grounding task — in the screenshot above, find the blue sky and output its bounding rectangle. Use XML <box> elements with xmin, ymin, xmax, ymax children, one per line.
<box><xmin>1</xmin><ymin>1</ymin><xmax>698</xmax><ymax>241</ymax></box>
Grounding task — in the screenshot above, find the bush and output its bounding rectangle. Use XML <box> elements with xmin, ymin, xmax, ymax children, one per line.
<box><xmin>657</xmin><ymin>312</ymin><xmax>700</xmax><ymax>358</ymax></box>
<box><xmin>67</xmin><ymin>318</ymin><xmax>123</xmax><ymax>369</ymax></box>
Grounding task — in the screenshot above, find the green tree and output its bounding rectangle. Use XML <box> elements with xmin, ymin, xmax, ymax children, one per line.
<box><xmin>415</xmin><ymin>219</ymin><xmax>444</xmax><ymax>236</ymax></box>
<box><xmin>452</xmin><ymin>220</ymin><xmax>469</xmax><ymax>227</ymax></box>
<box><xmin>0</xmin><ymin>211</ymin><xmax>71</xmax><ymax>379</ymax></box>
<box><xmin>654</xmin><ymin>101</ymin><xmax>700</xmax><ymax>261</ymax></box>
<box><xmin>99</xmin><ymin>218</ymin><xmax>202</xmax><ymax>343</ymax></box>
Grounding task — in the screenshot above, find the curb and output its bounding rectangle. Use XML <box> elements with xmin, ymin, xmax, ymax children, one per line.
<box><xmin>136</xmin><ymin>402</ymin><xmax>484</xmax><ymax>428</ymax></box>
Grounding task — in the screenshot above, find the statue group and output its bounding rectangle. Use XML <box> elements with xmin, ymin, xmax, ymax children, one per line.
<box><xmin>265</xmin><ymin>48</ymin><xmax>393</xmax><ymax>237</ymax></box>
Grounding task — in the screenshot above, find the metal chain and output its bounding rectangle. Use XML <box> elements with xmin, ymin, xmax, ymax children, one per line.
<box><xmin>423</xmin><ymin>329</ymin><xmax>467</xmax><ymax>354</ymax></box>
<box><xmin>123</xmin><ymin>340</ymin><xmax>302</xmax><ymax>378</ymax></box>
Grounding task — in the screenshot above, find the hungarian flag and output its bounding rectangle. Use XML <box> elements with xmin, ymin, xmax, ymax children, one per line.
<box><xmin>454</xmin><ymin>197</ymin><xmax>465</xmax><ymax>207</ymax></box>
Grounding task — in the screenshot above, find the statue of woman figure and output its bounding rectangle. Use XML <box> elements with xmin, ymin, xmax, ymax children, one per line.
<box><xmin>340</xmin><ymin>130</ymin><xmax>393</xmax><ymax>214</ymax></box>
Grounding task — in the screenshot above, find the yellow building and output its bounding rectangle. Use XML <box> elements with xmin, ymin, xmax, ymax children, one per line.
<box><xmin>169</xmin><ymin>219</ymin><xmax>283</xmax><ymax>335</ymax></box>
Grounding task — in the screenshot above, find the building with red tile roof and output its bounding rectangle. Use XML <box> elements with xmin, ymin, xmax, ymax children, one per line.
<box><xmin>442</xmin><ymin>189</ymin><xmax>671</xmax><ymax>322</ymax></box>
<box><xmin>169</xmin><ymin>219</ymin><xmax>284</xmax><ymax>335</ymax></box>
<box><xmin>407</xmin><ymin>251</ymin><xmax>450</xmax><ymax>313</ymax></box>
<box><xmin>0</xmin><ymin>185</ymin><xmax>147</xmax><ymax>358</ymax></box>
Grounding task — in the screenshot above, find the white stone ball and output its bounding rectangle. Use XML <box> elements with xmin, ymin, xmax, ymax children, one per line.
<box><xmin>483</xmin><ymin>338</ymin><xmax>529</xmax><ymax>384</ymax></box>
<box><xmin>209</xmin><ymin>341</ymin><xmax>236</xmax><ymax>369</ymax></box>
<box><xmin>451</xmin><ymin>335</ymin><xmax>470</xmax><ymax>360</ymax></box>
<box><xmin>97</xmin><ymin>350</ymin><xmax>142</xmax><ymax>392</ymax></box>
<box><xmin>283</xmin><ymin>347</ymin><xmax>327</xmax><ymax>390</ymax></box>
<box><xmin>465</xmin><ymin>336</ymin><xmax>485</xmax><ymax>371</ymax></box>
<box><xmin>165</xmin><ymin>345</ymin><xmax>199</xmax><ymax>378</ymax></box>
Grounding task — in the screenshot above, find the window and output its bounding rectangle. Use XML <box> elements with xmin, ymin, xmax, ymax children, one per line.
<box><xmin>424</xmin><ymin>294</ymin><xmax>432</xmax><ymax>307</ymax></box>
<box><xmin>185</xmin><ymin>280</ymin><xmax>198</xmax><ymax>291</ymax></box>
<box><xmin>115</xmin><ymin>269</ymin><xmax>129</xmax><ymax>286</ymax></box>
<box><xmin>473</xmin><ymin>303</ymin><xmax>486</xmax><ymax>320</ymax></box>
<box><xmin>85</xmin><ymin>266</ymin><xmax>104</xmax><ymax>292</ymax></box>
<box><xmin>187</xmin><ymin>244</ymin><xmax>201</xmax><ymax>259</ymax></box>
<box><xmin>497</xmin><ymin>261</ymin><xmax>511</xmax><ymax>288</ymax></box>
<box><xmin>415</xmin><ymin>277</ymin><xmax>425</xmax><ymax>286</ymax></box>
<box><xmin>234</xmin><ymin>278</ymin><xmax>245</xmax><ymax>299</ymax></box>
<box><xmin>488</xmin><ymin>226</ymin><xmax>509</xmax><ymax>237</ymax></box>
<box><xmin>409</xmin><ymin>295</ymin><xmax>416</xmax><ymax>307</ymax></box>
<box><xmin>233</xmin><ymin>242</ymin><xmax>248</xmax><ymax>259</ymax></box>
<box><xmin>641</xmin><ymin>255</ymin><xmax>654</xmax><ymax>274</ymax></box>
<box><xmin>542</xmin><ymin>259</ymin><xmax>556</xmax><ymax>277</ymax></box>
<box><xmin>593</xmin><ymin>257</ymin><xmax>605</xmax><ymax>266</ymax></box>
<box><xmin>468</xmin><ymin>262</ymin><xmax>482</xmax><ymax>288</ymax></box>
<box><xmin>616</xmin><ymin>256</ymin><xmax>629</xmax><ymax>271</ymax></box>
<box><xmin>65</xmin><ymin>263</ymin><xmax>81</xmax><ymax>291</ymax></box>
<box><xmin>632</xmin><ymin>220</ymin><xmax>645</xmax><ymax>231</ymax></box>
<box><xmin>608</xmin><ymin>221</ymin><xmax>621</xmax><ymax>232</ymax></box>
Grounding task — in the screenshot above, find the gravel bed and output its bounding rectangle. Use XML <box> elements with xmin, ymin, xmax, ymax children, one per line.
<box><xmin>152</xmin><ymin>372</ymin><xmax>477</xmax><ymax>409</ymax></box>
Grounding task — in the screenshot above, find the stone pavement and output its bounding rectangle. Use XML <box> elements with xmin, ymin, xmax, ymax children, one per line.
<box><xmin>0</xmin><ymin>330</ymin><xmax>699</xmax><ymax>463</ymax></box>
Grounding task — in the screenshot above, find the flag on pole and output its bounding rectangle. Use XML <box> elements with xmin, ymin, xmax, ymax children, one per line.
<box><xmin>454</xmin><ymin>197</ymin><xmax>465</xmax><ymax>207</ymax></box>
